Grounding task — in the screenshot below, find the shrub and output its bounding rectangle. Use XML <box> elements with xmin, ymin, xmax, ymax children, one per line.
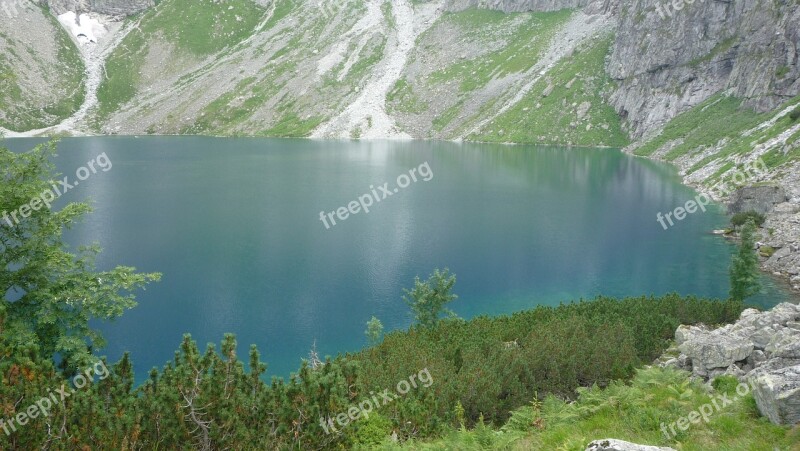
<box><xmin>790</xmin><ymin>106</ymin><xmax>800</xmax><ymax>121</ymax></box>
<box><xmin>731</xmin><ymin>211</ymin><xmax>766</xmax><ymax>227</ymax></box>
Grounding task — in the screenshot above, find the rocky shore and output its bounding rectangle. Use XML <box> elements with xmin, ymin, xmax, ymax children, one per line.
<box><xmin>634</xmin><ymin>150</ymin><xmax>800</xmax><ymax>294</ymax></box>
<box><xmin>661</xmin><ymin>302</ymin><xmax>800</xmax><ymax>425</ymax></box>
<box><xmin>726</xmin><ymin>170</ymin><xmax>800</xmax><ymax>294</ymax></box>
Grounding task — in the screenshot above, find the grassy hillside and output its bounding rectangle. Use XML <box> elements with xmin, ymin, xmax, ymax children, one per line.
<box><xmin>388</xmin><ymin>8</ymin><xmax>574</xmax><ymax>138</ymax></box>
<box><xmin>468</xmin><ymin>35</ymin><xmax>628</xmax><ymax>147</ymax></box>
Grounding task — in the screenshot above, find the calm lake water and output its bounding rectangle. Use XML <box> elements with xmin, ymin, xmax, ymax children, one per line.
<box><xmin>4</xmin><ymin>137</ymin><xmax>794</xmax><ymax>382</ymax></box>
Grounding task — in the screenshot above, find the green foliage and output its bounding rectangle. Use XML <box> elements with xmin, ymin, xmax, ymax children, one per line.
<box><xmin>729</xmin><ymin>220</ymin><xmax>761</xmax><ymax>302</ymax></box>
<box><xmin>403</xmin><ymin>268</ymin><xmax>458</xmax><ymax>328</ymax></box>
<box><xmin>711</xmin><ymin>375</ymin><xmax>740</xmax><ymax>396</ymax></box>
<box><xmin>790</xmin><ymin>106</ymin><xmax>800</xmax><ymax>121</ymax></box>
<box><xmin>356</xmin><ymin>293</ymin><xmax>744</xmax><ymax>433</ymax></box>
<box><xmin>365</xmin><ymin>316</ymin><xmax>384</xmax><ymax>345</ymax></box>
<box><xmin>731</xmin><ymin>210</ymin><xmax>766</xmax><ymax>228</ymax></box>
<box><xmin>0</xmin><ymin>143</ymin><xmax>160</xmax><ymax>367</ymax></box>
<box><xmin>350</xmin><ymin>412</ymin><xmax>393</xmax><ymax>447</ymax></box>
<box><xmin>0</xmin><ymin>291</ymin><xmax>746</xmax><ymax>448</ymax></box>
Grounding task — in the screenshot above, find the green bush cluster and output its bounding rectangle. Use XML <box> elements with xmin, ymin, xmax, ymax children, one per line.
<box><xmin>730</xmin><ymin>210</ymin><xmax>766</xmax><ymax>227</ymax></box>
<box><xmin>790</xmin><ymin>106</ymin><xmax>800</xmax><ymax>121</ymax></box>
<box><xmin>353</xmin><ymin>294</ymin><xmax>744</xmax><ymax>431</ymax></box>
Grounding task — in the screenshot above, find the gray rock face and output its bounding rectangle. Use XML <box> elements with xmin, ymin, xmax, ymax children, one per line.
<box><xmin>607</xmin><ymin>0</ymin><xmax>800</xmax><ymax>138</ymax></box>
<box><xmin>664</xmin><ymin>302</ymin><xmax>800</xmax><ymax>425</ymax></box>
<box><xmin>748</xmin><ymin>365</ymin><xmax>800</xmax><ymax>425</ymax></box>
<box><xmin>47</xmin><ymin>0</ymin><xmax>153</xmax><ymax>16</ymax></box>
<box><xmin>585</xmin><ymin>439</ymin><xmax>676</xmax><ymax>451</ymax></box>
<box><xmin>727</xmin><ymin>186</ymin><xmax>789</xmax><ymax>215</ymax></box>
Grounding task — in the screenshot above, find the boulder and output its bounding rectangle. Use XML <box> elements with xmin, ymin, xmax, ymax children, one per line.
<box><xmin>748</xmin><ymin>364</ymin><xmax>800</xmax><ymax>425</ymax></box>
<box><xmin>585</xmin><ymin>439</ymin><xmax>676</xmax><ymax>451</ymax></box>
<box><xmin>679</xmin><ymin>334</ymin><xmax>753</xmax><ymax>376</ymax></box>
<box><xmin>727</xmin><ymin>185</ymin><xmax>788</xmax><ymax>215</ymax></box>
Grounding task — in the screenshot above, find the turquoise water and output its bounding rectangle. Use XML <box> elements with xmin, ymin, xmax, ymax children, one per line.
<box><xmin>4</xmin><ymin>137</ymin><xmax>793</xmax><ymax>381</ymax></box>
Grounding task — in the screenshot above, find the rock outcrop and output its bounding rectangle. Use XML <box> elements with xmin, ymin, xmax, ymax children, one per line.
<box><xmin>442</xmin><ymin>0</ymin><xmax>800</xmax><ymax>139</ymax></box>
<box><xmin>663</xmin><ymin>303</ymin><xmax>800</xmax><ymax>425</ymax></box>
<box><xmin>727</xmin><ymin>186</ymin><xmax>789</xmax><ymax>215</ymax></box>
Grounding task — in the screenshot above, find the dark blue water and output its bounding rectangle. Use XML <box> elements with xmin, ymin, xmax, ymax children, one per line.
<box><xmin>4</xmin><ymin>137</ymin><xmax>793</xmax><ymax>382</ymax></box>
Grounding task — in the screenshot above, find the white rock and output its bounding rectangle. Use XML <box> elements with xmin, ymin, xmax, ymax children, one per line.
<box><xmin>585</xmin><ymin>439</ymin><xmax>676</xmax><ymax>451</ymax></box>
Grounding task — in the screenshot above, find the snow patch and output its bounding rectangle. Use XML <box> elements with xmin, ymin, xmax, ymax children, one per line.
<box><xmin>57</xmin><ymin>12</ymin><xmax>107</xmax><ymax>45</ymax></box>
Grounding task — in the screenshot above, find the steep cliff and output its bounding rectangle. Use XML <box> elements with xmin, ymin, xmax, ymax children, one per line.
<box><xmin>608</xmin><ymin>0</ymin><xmax>800</xmax><ymax>139</ymax></box>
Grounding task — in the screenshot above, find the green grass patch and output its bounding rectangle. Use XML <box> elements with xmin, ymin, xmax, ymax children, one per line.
<box><xmin>261</xmin><ymin>111</ymin><xmax>323</xmax><ymax>137</ymax></box>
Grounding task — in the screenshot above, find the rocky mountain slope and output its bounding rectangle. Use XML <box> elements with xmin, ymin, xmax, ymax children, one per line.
<box><xmin>2</xmin><ymin>0</ymin><xmax>798</xmax><ymax>142</ymax></box>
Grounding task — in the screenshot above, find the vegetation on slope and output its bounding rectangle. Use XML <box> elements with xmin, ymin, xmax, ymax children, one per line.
<box><xmin>96</xmin><ymin>0</ymin><xmax>268</xmax><ymax>122</ymax></box>
<box><xmin>632</xmin><ymin>93</ymin><xmax>800</xmax><ymax>185</ymax></box>
<box><xmin>387</xmin><ymin>8</ymin><xmax>573</xmax><ymax>138</ymax></box>
<box><xmin>0</xmin><ymin>12</ymin><xmax>84</xmax><ymax>131</ymax></box>
<box><xmin>468</xmin><ymin>35</ymin><xmax>628</xmax><ymax>147</ymax></box>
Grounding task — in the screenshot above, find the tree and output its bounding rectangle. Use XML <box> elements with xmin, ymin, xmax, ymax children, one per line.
<box><xmin>729</xmin><ymin>219</ymin><xmax>761</xmax><ymax>301</ymax></box>
<box><xmin>365</xmin><ymin>316</ymin><xmax>383</xmax><ymax>345</ymax></box>
<box><xmin>0</xmin><ymin>142</ymin><xmax>160</xmax><ymax>368</ymax></box>
<box><xmin>403</xmin><ymin>268</ymin><xmax>458</xmax><ymax>328</ymax></box>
